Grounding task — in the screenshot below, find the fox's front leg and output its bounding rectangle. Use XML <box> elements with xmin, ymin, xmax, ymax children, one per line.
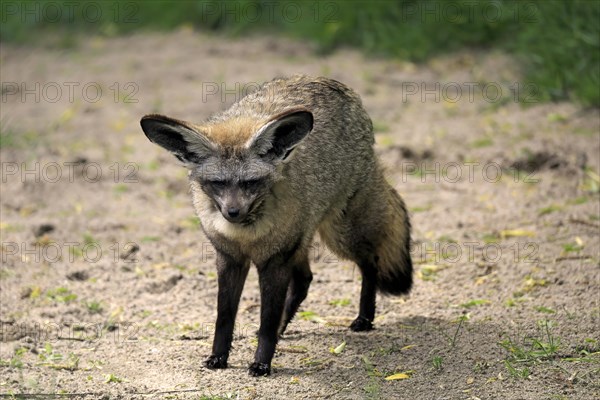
<box><xmin>249</xmin><ymin>255</ymin><xmax>293</xmax><ymax>376</ymax></box>
<box><xmin>205</xmin><ymin>251</ymin><xmax>250</xmax><ymax>369</ymax></box>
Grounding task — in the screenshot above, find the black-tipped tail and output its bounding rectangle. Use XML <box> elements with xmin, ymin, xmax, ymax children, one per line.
<box><xmin>375</xmin><ymin>187</ymin><xmax>413</xmax><ymax>296</ymax></box>
<box><xmin>376</xmin><ymin>254</ymin><xmax>413</xmax><ymax>295</ymax></box>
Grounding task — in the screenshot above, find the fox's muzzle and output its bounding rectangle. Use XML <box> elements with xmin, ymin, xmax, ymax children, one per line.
<box><xmin>216</xmin><ymin>187</ymin><xmax>251</xmax><ymax>223</ymax></box>
<box><xmin>222</xmin><ymin>206</ymin><xmax>248</xmax><ymax>223</ymax></box>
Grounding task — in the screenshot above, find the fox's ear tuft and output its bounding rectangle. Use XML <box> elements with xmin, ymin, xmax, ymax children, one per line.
<box><xmin>140</xmin><ymin>114</ymin><xmax>215</xmax><ymax>164</ymax></box>
<box><xmin>248</xmin><ymin>109</ymin><xmax>313</xmax><ymax>162</ymax></box>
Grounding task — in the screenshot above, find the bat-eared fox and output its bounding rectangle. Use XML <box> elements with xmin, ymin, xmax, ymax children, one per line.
<box><xmin>140</xmin><ymin>75</ymin><xmax>412</xmax><ymax>376</ymax></box>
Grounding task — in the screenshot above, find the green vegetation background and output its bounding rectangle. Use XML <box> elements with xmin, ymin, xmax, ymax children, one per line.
<box><xmin>2</xmin><ymin>0</ymin><xmax>599</xmax><ymax>106</ymax></box>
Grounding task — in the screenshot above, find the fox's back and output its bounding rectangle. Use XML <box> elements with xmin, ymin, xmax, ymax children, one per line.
<box><xmin>222</xmin><ymin>75</ymin><xmax>373</xmax><ymax>145</ymax></box>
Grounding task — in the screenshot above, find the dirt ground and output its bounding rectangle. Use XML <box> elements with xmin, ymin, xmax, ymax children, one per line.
<box><xmin>1</xmin><ymin>30</ymin><xmax>599</xmax><ymax>400</ymax></box>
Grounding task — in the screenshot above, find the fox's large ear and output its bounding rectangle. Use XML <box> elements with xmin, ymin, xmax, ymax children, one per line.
<box><xmin>247</xmin><ymin>108</ymin><xmax>313</xmax><ymax>162</ymax></box>
<box><xmin>140</xmin><ymin>114</ymin><xmax>215</xmax><ymax>164</ymax></box>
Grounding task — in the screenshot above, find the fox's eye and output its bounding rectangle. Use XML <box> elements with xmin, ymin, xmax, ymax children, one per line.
<box><xmin>240</xmin><ymin>179</ymin><xmax>261</xmax><ymax>190</ymax></box>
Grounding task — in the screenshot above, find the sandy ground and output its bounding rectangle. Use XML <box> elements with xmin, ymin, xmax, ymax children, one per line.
<box><xmin>1</xmin><ymin>29</ymin><xmax>599</xmax><ymax>399</ymax></box>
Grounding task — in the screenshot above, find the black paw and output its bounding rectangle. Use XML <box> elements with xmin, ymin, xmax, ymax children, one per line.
<box><xmin>205</xmin><ymin>354</ymin><xmax>228</xmax><ymax>369</ymax></box>
<box><xmin>278</xmin><ymin>322</ymin><xmax>290</xmax><ymax>338</ymax></box>
<box><xmin>350</xmin><ymin>316</ymin><xmax>373</xmax><ymax>332</ymax></box>
<box><xmin>248</xmin><ymin>362</ymin><xmax>271</xmax><ymax>377</ymax></box>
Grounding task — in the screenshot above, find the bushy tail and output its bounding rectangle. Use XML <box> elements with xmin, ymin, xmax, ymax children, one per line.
<box><xmin>375</xmin><ymin>186</ymin><xmax>413</xmax><ymax>295</ymax></box>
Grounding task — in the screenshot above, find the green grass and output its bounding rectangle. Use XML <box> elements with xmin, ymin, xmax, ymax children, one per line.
<box><xmin>361</xmin><ymin>356</ymin><xmax>381</xmax><ymax>400</ymax></box>
<box><xmin>499</xmin><ymin>319</ymin><xmax>562</xmax><ymax>379</ymax></box>
<box><xmin>431</xmin><ymin>355</ymin><xmax>443</xmax><ymax>371</ymax></box>
<box><xmin>83</xmin><ymin>232</ymin><xmax>97</xmax><ymax>245</ymax></box>
<box><xmin>104</xmin><ymin>373</ymin><xmax>124</xmax><ymax>383</ymax></box>
<box><xmin>85</xmin><ymin>300</ymin><xmax>104</xmax><ymax>314</ymax></box>
<box><xmin>449</xmin><ymin>314</ymin><xmax>469</xmax><ymax>347</ymax></box>
<box><xmin>460</xmin><ymin>299</ymin><xmax>491</xmax><ymax>308</ymax></box>
<box><xmin>38</xmin><ymin>343</ymin><xmax>79</xmax><ymax>371</ymax></box>
<box><xmin>329</xmin><ymin>298</ymin><xmax>351</xmax><ymax>307</ymax></box>
<box><xmin>534</xmin><ymin>306</ymin><xmax>556</xmax><ymax>314</ymax></box>
<box><xmin>471</xmin><ymin>137</ymin><xmax>494</xmax><ymax>148</ymax></box>
<box><xmin>46</xmin><ymin>287</ymin><xmax>77</xmax><ymax>303</ymax></box>
<box><xmin>198</xmin><ymin>396</ymin><xmax>238</xmax><ymax>400</ymax></box>
<box><xmin>538</xmin><ymin>204</ymin><xmax>563</xmax><ymax>216</ymax></box>
<box><xmin>1</xmin><ymin>0</ymin><xmax>598</xmax><ymax>106</ymax></box>
<box><xmin>562</xmin><ymin>242</ymin><xmax>584</xmax><ymax>253</ymax></box>
<box><xmin>0</xmin><ymin>347</ymin><xmax>27</xmax><ymax>368</ymax></box>
<box><xmin>0</xmin><ymin>126</ymin><xmax>40</xmax><ymax>149</ymax></box>
<box><xmin>113</xmin><ymin>184</ymin><xmax>129</xmax><ymax>194</ymax></box>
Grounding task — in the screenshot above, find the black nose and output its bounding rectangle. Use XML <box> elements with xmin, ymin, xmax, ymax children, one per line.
<box><xmin>227</xmin><ymin>208</ymin><xmax>240</xmax><ymax>218</ymax></box>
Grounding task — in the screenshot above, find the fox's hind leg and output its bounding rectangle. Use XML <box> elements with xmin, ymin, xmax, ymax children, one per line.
<box><xmin>322</xmin><ymin>182</ymin><xmax>412</xmax><ymax>332</ymax></box>
<box><xmin>350</xmin><ymin>254</ymin><xmax>377</xmax><ymax>332</ymax></box>
<box><xmin>279</xmin><ymin>258</ymin><xmax>313</xmax><ymax>336</ymax></box>
<box><xmin>318</xmin><ymin>209</ymin><xmax>379</xmax><ymax>332</ymax></box>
